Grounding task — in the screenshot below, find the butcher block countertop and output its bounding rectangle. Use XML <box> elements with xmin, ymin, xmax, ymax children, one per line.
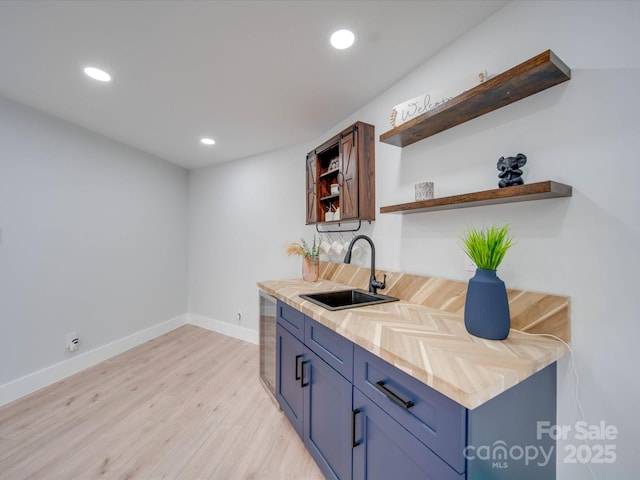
<box><xmin>258</xmin><ymin>275</ymin><xmax>569</xmax><ymax>410</ymax></box>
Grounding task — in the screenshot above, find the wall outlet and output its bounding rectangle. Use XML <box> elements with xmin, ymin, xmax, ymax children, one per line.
<box><xmin>66</xmin><ymin>331</ymin><xmax>79</xmax><ymax>352</ymax></box>
<box><xmin>464</xmin><ymin>255</ymin><xmax>477</xmax><ymax>272</ymax></box>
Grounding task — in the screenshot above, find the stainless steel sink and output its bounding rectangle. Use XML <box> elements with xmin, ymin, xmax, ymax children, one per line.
<box><xmin>299</xmin><ymin>289</ymin><xmax>398</xmax><ymax>311</ymax></box>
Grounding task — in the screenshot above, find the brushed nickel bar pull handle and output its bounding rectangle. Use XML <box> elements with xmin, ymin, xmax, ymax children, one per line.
<box><xmin>374</xmin><ymin>381</ymin><xmax>414</xmax><ymax>409</ymax></box>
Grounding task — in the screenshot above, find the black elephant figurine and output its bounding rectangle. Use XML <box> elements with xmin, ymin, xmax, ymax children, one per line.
<box><xmin>497</xmin><ymin>153</ymin><xmax>527</xmax><ymax>188</ymax></box>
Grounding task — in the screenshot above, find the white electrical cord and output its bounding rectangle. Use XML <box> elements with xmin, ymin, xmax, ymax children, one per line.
<box><xmin>517</xmin><ymin>330</ymin><xmax>597</xmax><ymax>480</ymax></box>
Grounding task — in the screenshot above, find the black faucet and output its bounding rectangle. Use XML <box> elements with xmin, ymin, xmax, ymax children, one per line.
<box><xmin>343</xmin><ymin>235</ymin><xmax>386</xmax><ymax>295</ymax></box>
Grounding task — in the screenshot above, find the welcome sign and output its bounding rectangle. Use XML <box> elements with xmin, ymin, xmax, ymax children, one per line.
<box><xmin>390</xmin><ymin>71</ymin><xmax>492</xmax><ymax>128</ymax></box>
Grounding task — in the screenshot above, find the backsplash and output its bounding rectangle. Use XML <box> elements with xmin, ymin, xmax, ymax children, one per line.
<box><xmin>319</xmin><ymin>261</ymin><xmax>570</xmax><ymax>342</ymax></box>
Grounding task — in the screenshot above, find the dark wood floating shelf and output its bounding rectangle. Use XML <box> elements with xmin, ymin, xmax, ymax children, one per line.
<box><xmin>380</xmin><ymin>181</ymin><xmax>572</xmax><ymax>214</ymax></box>
<box><xmin>380</xmin><ymin>50</ymin><xmax>571</xmax><ymax>147</ymax></box>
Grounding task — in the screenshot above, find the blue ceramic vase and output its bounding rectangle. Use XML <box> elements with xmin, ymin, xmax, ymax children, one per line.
<box><xmin>464</xmin><ymin>268</ymin><xmax>510</xmax><ymax>340</ymax></box>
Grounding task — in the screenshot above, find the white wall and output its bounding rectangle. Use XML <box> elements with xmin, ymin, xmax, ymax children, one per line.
<box><xmin>368</xmin><ymin>2</ymin><xmax>640</xmax><ymax>479</ymax></box>
<box><xmin>0</xmin><ymin>96</ymin><xmax>189</xmax><ymax>394</ymax></box>
<box><xmin>188</xmin><ymin>2</ymin><xmax>639</xmax><ymax>478</ymax></box>
<box><xmin>188</xmin><ymin>144</ymin><xmax>316</xmax><ymax>334</ymax></box>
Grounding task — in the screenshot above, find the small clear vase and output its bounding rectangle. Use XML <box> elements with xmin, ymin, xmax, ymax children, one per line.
<box><xmin>302</xmin><ymin>256</ymin><xmax>319</xmax><ymax>282</ymax></box>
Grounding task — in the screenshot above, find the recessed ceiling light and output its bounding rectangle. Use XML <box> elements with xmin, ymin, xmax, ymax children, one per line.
<box><xmin>330</xmin><ymin>29</ymin><xmax>355</xmax><ymax>50</ymax></box>
<box><xmin>200</xmin><ymin>138</ymin><xmax>215</xmax><ymax>145</ymax></box>
<box><xmin>83</xmin><ymin>66</ymin><xmax>112</xmax><ymax>82</ymax></box>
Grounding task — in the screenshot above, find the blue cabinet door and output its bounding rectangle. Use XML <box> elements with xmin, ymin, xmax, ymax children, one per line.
<box><xmin>303</xmin><ymin>347</ymin><xmax>353</xmax><ymax>480</ymax></box>
<box><xmin>352</xmin><ymin>388</ymin><xmax>464</xmax><ymax>480</ymax></box>
<box><xmin>276</xmin><ymin>323</ymin><xmax>304</xmax><ymax>438</ymax></box>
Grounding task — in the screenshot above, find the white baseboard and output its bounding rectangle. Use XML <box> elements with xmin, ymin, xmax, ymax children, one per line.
<box><xmin>0</xmin><ymin>314</ymin><xmax>188</xmax><ymax>407</ymax></box>
<box><xmin>188</xmin><ymin>313</ymin><xmax>258</xmax><ymax>345</ymax></box>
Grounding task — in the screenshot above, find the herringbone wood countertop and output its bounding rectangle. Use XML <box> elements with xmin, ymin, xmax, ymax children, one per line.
<box><xmin>259</xmin><ymin>267</ymin><xmax>568</xmax><ymax>410</ymax></box>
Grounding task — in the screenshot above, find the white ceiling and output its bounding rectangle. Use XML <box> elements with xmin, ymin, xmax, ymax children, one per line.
<box><xmin>0</xmin><ymin>0</ymin><xmax>508</xmax><ymax>169</ymax></box>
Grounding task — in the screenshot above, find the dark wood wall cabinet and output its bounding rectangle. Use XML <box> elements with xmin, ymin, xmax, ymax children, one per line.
<box><xmin>306</xmin><ymin>121</ymin><xmax>375</xmax><ymax>224</ymax></box>
<box><xmin>379</xmin><ymin>50</ymin><xmax>571</xmax><ymax>148</ymax></box>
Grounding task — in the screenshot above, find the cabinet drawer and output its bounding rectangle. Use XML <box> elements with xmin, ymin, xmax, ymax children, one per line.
<box><xmin>276</xmin><ymin>300</ymin><xmax>305</xmax><ymax>341</ymax></box>
<box><xmin>354</xmin><ymin>346</ymin><xmax>466</xmax><ymax>474</ymax></box>
<box><xmin>304</xmin><ymin>317</ymin><xmax>353</xmax><ymax>381</ymax></box>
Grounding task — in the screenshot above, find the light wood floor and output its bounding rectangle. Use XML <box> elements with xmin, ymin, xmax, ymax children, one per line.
<box><xmin>0</xmin><ymin>325</ymin><xmax>323</xmax><ymax>479</ymax></box>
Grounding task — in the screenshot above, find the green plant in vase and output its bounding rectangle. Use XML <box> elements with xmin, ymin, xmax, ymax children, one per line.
<box><xmin>460</xmin><ymin>224</ymin><xmax>514</xmax><ymax>340</ymax></box>
<box><xmin>286</xmin><ymin>235</ymin><xmax>320</xmax><ymax>282</ymax></box>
